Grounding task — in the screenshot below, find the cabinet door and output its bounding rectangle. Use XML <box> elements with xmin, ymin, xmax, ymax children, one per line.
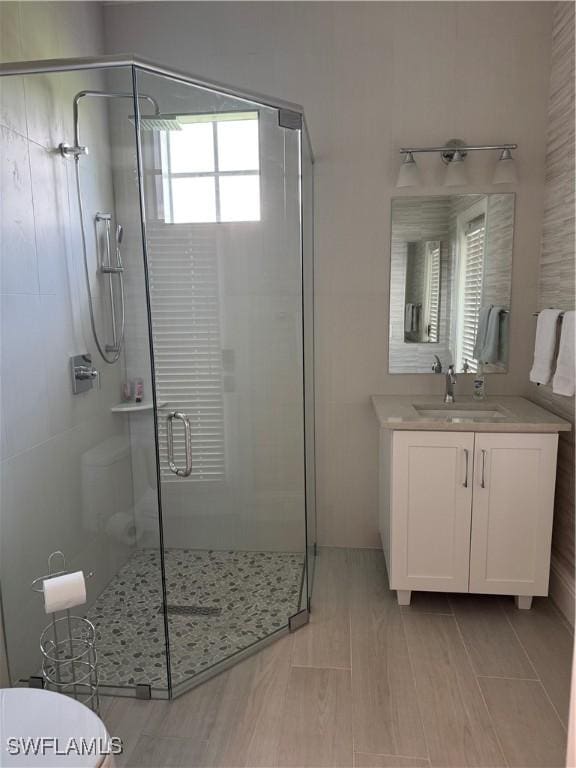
<box><xmin>469</xmin><ymin>433</ymin><xmax>558</xmax><ymax>596</ymax></box>
<box><xmin>391</xmin><ymin>431</ymin><xmax>474</xmax><ymax>592</ymax></box>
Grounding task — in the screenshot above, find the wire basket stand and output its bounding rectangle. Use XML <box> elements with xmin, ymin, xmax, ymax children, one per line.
<box><xmin>31</xmin><ymin>551</ymin><xmax>100</xmax><ymax>714</ymax></box>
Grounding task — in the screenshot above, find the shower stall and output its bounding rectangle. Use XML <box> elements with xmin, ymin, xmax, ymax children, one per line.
<box><xmin>0</xmin><ymin>55</ymin><xmax>315</xmax><ymax>698</ymax></box>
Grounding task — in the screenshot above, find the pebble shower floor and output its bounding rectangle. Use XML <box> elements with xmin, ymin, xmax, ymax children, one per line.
<box><xmin>86</xmin><ymin>549</ymin><xmax>305</xmax><ymax>689</ymax></box>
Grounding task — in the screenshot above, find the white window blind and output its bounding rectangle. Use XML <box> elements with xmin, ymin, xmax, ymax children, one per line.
<box><xmin>459</xmin><ymin>214</ymin><xmax>486</xmax><ymax>373</ymax></box>
<box><xmin>427</xmin><ymin>242</ymin><xmax>441</xmax><ymax>343</ymax></box>
<box><xmin>147</xmin><ymin>221</ymin><xmax>225</xmax><ymax>482</ymax></box>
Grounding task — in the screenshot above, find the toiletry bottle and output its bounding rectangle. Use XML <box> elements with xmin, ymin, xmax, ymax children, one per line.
<box><xmin>135</xmin><ymin>378</ymin><xmax>144</xmax><ymax>403</ymax></box>
<box><xmin>473</xmin><ymin>364</ymin><xmax>486</xmax><ymax>401</ymax></box>
<box><xmin>121</xmin><ymin>380</ymin><xmax>133</xmax><ymax>402</ymax></box>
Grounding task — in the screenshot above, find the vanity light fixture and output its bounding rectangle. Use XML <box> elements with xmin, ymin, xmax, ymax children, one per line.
<box><xmin>396</xmin><ymin>139</ymin><xmax>518</xmax><ymax>188</ymax></box>
<box><xmin>444</xmin><ymin>150</ymin><xmax>468</xmax><ymax>187</ymax></box>
<box><xmin>396</xmin><ymin>151</ymin><xmax>420</xmax><ymax>187</ymax></box>
<box><xmin>492</xmin><ymin>147</ymin><xmax>518</xmax><ymax>184</ymax></box>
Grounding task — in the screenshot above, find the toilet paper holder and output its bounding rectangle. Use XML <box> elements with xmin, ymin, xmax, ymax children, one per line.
<box><xmin>31</xmin><ymin>551</ymin><xmax>100</xmax><ymax>713</ymax></box>
<box><xmin>30</xmin><ymin>551</ymin><xmax>95</xmax><ymax>593</ymax></box>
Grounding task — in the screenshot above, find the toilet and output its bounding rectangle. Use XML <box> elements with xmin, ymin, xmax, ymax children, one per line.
<box><xmin>0</xmin><ymin>689</ymin><xmax>116</xmax><ymax>767</ymax></box>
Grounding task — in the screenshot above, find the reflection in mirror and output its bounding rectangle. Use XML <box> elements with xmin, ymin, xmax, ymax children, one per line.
<box><xmin>389</xmin><ymin>194</ymin><xmax>515</xmax><ymax>374</ymax></box>
<box><xmin>404</xmin><ymin>240</ymin><xmax>441</xmax><ymax>343</ymax></box>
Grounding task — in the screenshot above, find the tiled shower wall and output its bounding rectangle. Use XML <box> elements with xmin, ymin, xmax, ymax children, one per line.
<box><xmin>527</xmin><ymin>1</ymin><xmax>575</xmax><ymax>626</ymax></box>
<box><xmin>0</xmin><ymin>2</ymin><xmax>134</xmax><ymax>684</ymax></box>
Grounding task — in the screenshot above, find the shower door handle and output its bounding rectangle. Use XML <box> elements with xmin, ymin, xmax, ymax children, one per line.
<box><xmin>166</xmin><ymin>411</ymin><xmax>193</xmax><ymax>477</ymax></box>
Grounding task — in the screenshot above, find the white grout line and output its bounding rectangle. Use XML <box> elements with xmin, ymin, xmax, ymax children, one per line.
<box><xmin>476</xmin><ymin>674</ymin><xmax>540</xmax><ymax>682</ymax></box>
<box><xmin>354</xmin><ymin>750</ymin><xmax>430</xmax><ymax>766</ymax></box>
<box><xmin>451</xmin><ymin>615</ymin><xmax>511</xmax><ymax>768</ymax></box>
<box><xmin>499</xmin><ymin>598</ymin><xmax>568</xmax><ymax>734</ymax></box>
<box><xmin>346</xmin><ymin>552</ymin><xmax>356</xmax><ymax>765</ymax></box>
<box><xmin>447</xmin><ymin>594</ymin><xmax>539</xmax><ymax>680</ymax></box>
<box><xmin>291</xmin><ymin>663</ymin><xmax>352</xmax><ymax>671</ymax></box>
<box><xmin>349</xmin><ymin>551</ymin><xmax>356</xmax><ymax>765</ymax></box>
<box><xmin>398</xmin><ymin>604</ymin><xmax>432</xmax><ymax>765</ymax></box>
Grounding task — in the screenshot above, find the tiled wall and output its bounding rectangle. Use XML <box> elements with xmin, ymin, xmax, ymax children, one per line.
<box><xmin>0</xmin><ymin>2</ymin><xmax>135</xmax><ymax>683</ymax></box>
<box><xmin>527</xmin><ymin>1</ymin><xmax>575</xmax><ymax>625</ymax></box>
<box><xmin>482</xmin><ymin>195</ymin><xmax>515</xmax><ymax>310</ymax></box>
<box><xmin>104</xmin><ymin>2</ymin><xmax>555</xmax><ymax>547</ymax></box>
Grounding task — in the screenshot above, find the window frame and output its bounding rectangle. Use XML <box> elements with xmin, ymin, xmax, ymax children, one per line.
<box><xmin>159</xmin><ymin>110</ymin><xmax>262</xmax><ymax>224</ymax></box>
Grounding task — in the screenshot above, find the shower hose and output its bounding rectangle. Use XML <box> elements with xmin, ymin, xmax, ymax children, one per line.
<box><xmin>74</xmin><ymin>156</ymin><xmax>125</xmax><ymax>365</ymax></box>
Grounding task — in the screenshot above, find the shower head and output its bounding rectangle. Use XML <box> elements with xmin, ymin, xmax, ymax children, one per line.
<box><xmin>129</xmin><ymin>114</ymin><xmax>182</xmax><ymax>131</ymax></box>
<box><xmin>116</xmin><ymin>224</ymin><xmax>124</xmax><ymax>245</ymax></box>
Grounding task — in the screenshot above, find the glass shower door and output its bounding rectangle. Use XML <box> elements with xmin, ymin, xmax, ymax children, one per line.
<box><xmin>0</xmin><ymin>63</ymin><xmax>169</xmax><ymax>697</ymax></box>
<box><xmin>135</xmin><ymin>67</ymin><xmax>310</xmax><ymax>692</ymax></box>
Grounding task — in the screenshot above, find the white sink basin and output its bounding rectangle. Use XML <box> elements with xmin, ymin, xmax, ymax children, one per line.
<box><xmin>414</xmin><ymin>404</ymin><xmax>507</xmax><ymax>421</ymax></box>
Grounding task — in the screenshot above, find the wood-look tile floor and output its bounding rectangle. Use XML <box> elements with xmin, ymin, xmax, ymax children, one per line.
<box><xmin>100</xmin><ymin>548</ymin><xmax>573</xmax><ymax>768</ymax></box>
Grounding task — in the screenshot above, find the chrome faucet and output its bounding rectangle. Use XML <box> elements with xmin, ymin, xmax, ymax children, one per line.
<box><xmin>445</xmin><ymin>365</ymin><xmax>456</xmax><ymax>403</ymax></box>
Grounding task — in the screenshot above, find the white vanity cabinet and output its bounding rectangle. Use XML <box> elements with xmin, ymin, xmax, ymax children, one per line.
<box><xmin>379</xmin><ymin>428</ymin><xmax>559</xmax><ymax>608</ymax></box>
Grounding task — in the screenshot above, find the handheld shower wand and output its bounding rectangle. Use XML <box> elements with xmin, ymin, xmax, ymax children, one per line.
<box><xmin>63</xmin><ymin>90</ymin><xmax>180</xmax><ymax>364</ymax></box>
<box><xmin>115</xmin><ymin>224</ymin><xmax>124</xmax><ymax>267</ymax></box>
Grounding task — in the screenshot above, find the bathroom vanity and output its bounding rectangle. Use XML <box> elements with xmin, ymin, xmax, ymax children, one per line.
<box><xmin>371</xmin><ymin>396</ymin><xmax>571</xmax><ymax>608</ymax></box>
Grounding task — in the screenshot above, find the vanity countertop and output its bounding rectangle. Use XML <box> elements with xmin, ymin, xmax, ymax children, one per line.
<box><xmin>371</xmin><ymin>395</ymin><xmax>572</xmax><ymax>433</ymax></box>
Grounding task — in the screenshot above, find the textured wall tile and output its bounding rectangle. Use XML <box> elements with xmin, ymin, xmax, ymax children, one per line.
<box><xmin>531</xmin><ymin>2</ymin><xmax>575</xmax><ymax>623</ymax></box>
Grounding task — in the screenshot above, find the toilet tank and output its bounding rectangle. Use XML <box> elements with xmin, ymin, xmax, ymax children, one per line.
<box><xmin>81</xmin><ymin>435</ymin><xmax>133</xmax><ymax>533</ymax></box>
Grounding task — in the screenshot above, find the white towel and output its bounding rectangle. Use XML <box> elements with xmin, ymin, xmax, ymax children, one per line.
<box><xmin>480</xmin><ymin>306</ymin><xmax>505</xmax><ymax>364</ymax></box>
<box><xmin>412</xmin><ymin>304</ymin><xmax>420</xmax><ymax>333</ymax></box>
<box><xmin>530</xmin><ymin>309</ymin><xmax>563</xmax><ymax>385</ymax></box>
<box><xmin>473</xmin><ymin>306</ymin><xmax>492</xmax><ymax>361</ymax></box>
<box><xmin>405</xmin><ymin>303</ymin><xmax>414</xmax><ymax>333</ymax></box>
<box><xmin>552</xmin><ymin>311</ymin><xmax>575</xmax><ymax>396</ymax></box>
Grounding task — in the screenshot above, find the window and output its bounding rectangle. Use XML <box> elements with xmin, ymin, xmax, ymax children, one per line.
<box><xmin>160</xmin><ymin>112</ymin><xmax>260</xmax><ymax>224</ymax></box>
<box><xmin>455</xmin><ymin>204</ymin><xmax>487</xmax><ymax>373</ymax></box>
<box><xmin>424</xmin><ymin>241</ymin><xmax>441</xmax><ymax>343</ymax></box>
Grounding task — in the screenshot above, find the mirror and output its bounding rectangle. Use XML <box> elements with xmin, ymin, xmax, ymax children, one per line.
<box><xmin>389</xmin><ymin>194</ymin><xmax>515</xmax><ymax>374</ymax></box>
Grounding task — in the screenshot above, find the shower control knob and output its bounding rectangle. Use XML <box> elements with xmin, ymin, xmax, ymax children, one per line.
<box><xmin>75</xmin><ymin>366</ymin><xmax>98</xmax><ymax>380</ymax></box>
<box><xmin>70</xmin><ymin>353</ymin><xmax>99</xmax><ymax>395</ymax></box>
<box><xmin>59</xmin><ymin>142</ymin><xmax>89</xmax><ymax>159</ymax></box>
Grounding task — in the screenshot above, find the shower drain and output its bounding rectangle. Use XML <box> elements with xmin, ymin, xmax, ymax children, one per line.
<box><xmin>159</xmin><ymin>605</ymin><xmax>223</xmax><ymax>617</ymax></box>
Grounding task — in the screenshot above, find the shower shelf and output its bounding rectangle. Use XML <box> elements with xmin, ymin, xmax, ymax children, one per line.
<box><xmin>110</xmin><ymin>401</ymin><xmax>167</xmax><ymax>413</ymax></box>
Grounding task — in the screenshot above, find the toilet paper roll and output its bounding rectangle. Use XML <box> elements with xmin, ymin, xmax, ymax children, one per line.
<box><xmin>106</xmin><ymin>511</ymin><xmax>140</xmax><ymax>545</ymax></box>
<box><xmin>43</xmin><ymin>571</ymin><xmax>86</xmax><ymax>614</ymax></box>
